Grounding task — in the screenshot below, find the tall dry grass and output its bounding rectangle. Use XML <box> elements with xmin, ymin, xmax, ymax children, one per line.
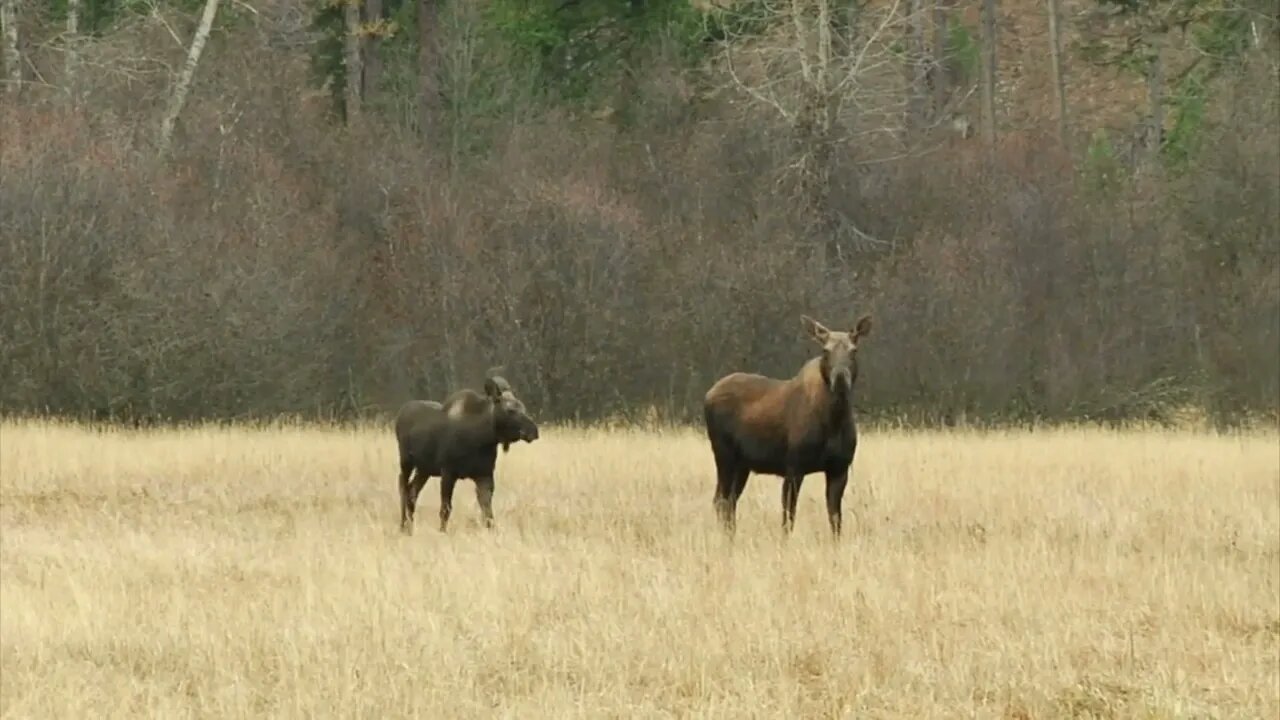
<box><xmin>1</xmin><ymin>419</ymin><xmax>1277</xmax><ymax>718</ymax></box>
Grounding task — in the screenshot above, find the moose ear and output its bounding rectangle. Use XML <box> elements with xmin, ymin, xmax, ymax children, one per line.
<box><xmin>484</xmin><ymin>377</ymin><xmax>503</xmax><ymax>401</ymax></box>
<box><xmin>853</xmin><ymin>314</ymin><xmax>872</xmax><ymax>340</ymax></box>
<box><xmin>801</xmin><ymin>315</ymin><xmax>830</xmax><ymax>344</ymax></box>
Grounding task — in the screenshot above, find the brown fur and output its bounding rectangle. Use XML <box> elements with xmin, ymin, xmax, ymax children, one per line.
<box><xmin>703</xmin><ymin>314</ymin><xmax>872</xmax><ymax>536</ymax></box>
<box><xmin>394</xmin><ymin>376</ymin><xmax>539</xmax><ymax>534</ymax></box>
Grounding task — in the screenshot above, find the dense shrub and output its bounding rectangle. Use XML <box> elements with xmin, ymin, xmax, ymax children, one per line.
<box><xmin>1</xmin><ymin>9</ymin><xmax>1275</xmax><ymax>427</ymax></box>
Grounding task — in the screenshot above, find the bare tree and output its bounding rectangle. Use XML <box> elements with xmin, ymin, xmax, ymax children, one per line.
<box><xmin>418</xmin><ymin>0</ymin><xmax>441</xmax><ymax>143</ymax></box>
<box><xmin>716</xmin><ymin>0</ymin><xmax>917</xmax><ymax>258</ymax></box>
<box><xmin>1</xmin><ymin>0</ymin><xmax>19</xmax><ymax>96</ymax></box>
<box><xmin>158</xmin><ymin>0</ymin><xmax>223</xmax><ymax>157</ymax></box>
<box><xmin>979</xmin><ymin>0</ymin><xmax>998</xmax><ymax>152</ymax></box>
<box><xmin>1047</xmin><ymin>0</ymin><xmax>1067</xmax><ymax>148</ymax></box>
<box><xmin>437</xmin><ymin>0</ymin><xmax>493</xmax><ymax>164</ymax></box>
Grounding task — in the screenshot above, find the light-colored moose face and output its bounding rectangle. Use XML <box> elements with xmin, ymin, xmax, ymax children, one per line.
<box><xmin>801</xmin><ymin>314</ymin><xmax>873</xmax><ymax>393</ymax></box>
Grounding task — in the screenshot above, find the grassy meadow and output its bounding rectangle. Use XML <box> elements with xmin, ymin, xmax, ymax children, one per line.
<box><xmin>1</xmin><ymin>418</ymin><xmax>1277</xmax><ymax>718</ymax></box>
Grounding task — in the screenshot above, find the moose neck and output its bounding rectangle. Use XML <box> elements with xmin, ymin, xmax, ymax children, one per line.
<box><xmin>825</xmin><ymin>378</ymin><xmax>854</xmax><ymax>429</ymax></box>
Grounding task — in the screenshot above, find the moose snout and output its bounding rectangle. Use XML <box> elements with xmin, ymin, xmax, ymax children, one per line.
<box><xmin>522</xmin><ymin>422</ymin><xmax>540</xmax><ymax>442</ymax></box>
<box><xmin>830</xmin><ymin>367</ymin><xmax>852</xmax><ymax>393</ymax></box>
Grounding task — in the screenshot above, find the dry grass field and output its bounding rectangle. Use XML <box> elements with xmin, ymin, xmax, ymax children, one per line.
<box><xmin>1</xmin><ymin>418</ymin><xmax>1277</xmax><ymax>719</ymax></box>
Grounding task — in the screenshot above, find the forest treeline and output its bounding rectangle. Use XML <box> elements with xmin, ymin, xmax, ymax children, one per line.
<box><xmin>1</xmin><ymin>0</ymin><xmax>1277</xmax><ymax>426</ymax></box>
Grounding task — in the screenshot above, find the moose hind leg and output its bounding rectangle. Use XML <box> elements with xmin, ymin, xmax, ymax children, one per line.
<box><xmin>718</xmin><ymin>467</ymin><xmax>750</xmax><ymax>535</ymax></box>
<box><xmin>405</xmin><ymin>470</ymin><xmax>431</xmax><ymax>532</ymax></box>
<box><xmin>398</xmin><ymin>461</ymin><xmax>415</xmax><ymax>534</ymax></box>
<box><xmin>714</xmin><ymin>463</ymin><xmax>737</xmax><ymax>531</ymax></box>
<box><xmin>475</xmin><ymin>476</ymin><xmax>496</xmax><ymax>529</ymax></box>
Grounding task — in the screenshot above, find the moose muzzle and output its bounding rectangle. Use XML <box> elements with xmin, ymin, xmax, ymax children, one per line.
<box><xmin>522</xmin><ymin>421</ymin><xmax>540</xmax><ymax>443</ymax></box>
<box><xmin>830</xmin><ymin>367</ymin><xmax>853</xmax><ymax>394</ymax></box>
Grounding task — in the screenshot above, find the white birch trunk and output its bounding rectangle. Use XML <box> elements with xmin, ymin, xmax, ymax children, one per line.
<box><xmin>157</xmin><ymin>0</ymin><xmax>222</xmax><ymax>157</ymax></box>
<box><xmin>66</xmin><ymin>0</ymin><xmax>79</xmax><ymax>82</ymax></box>
<box><xmin>1</xmin><ymin>0</ymin><xmax>19</xmax><ymax>97</ymax></box>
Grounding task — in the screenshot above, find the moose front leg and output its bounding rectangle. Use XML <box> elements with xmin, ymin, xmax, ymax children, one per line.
<box><xmin>475</xmin><ymin>476</ymin><xmax>496</xmax><ymax>529</ymax></box>
<box><xmin>781</xmin><ymin>471</ymin><xmax>804</xmax><ymax>534</ymax></box>
<box><xmin>824</xmin><ymin>470</ymin><xmax>849</xmax><ymax>538</ymax></box>
<box><xmin>439</xmin><ymin>472</ymin><xmax>458</xmax><ymax>532</ymax></box>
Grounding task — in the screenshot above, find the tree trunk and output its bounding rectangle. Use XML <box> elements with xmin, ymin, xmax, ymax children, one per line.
<box><xmin>1145</xmin><ymin>33</ymin><xmax>1165</xmax><ymax>165</ymax></box>
<box><xmin>362</xmin><ymin>0</ymin><xmax>382</xmax><ymax>104</ymax></box>
<box><xmin>795</xmin><ymin>85</ymin><xmax>835</xmax><ymax>242</ymax></box>
<box><xmin>157</xmin><ymin>0</ymin><xmax>222</xmax><ymax>157</ymax></box>
<box><xmin>1046</xmin><ymin>0</ymin><xmax>1067</xmax><ymax>148</ymax></box>
<box><xmin>342</xmin><ymin>0</ymin><xmax>362</xmax><ymax>123</ymax></box>
<box><xmin>65</xmin><ymin>0</ymin><xmax>80</xmax><ymax>85</ymax></box>
<box><xmin>417</xmin><ymin>0</ymin><xmax>440</xmax><ymax>143</ymax></box>
<box><xmin>1</xmin><ymin>0</ymin><xmax>19</xmax><ymax>97</ymax></box>
<box><xmin>793</xmin><ymin>0</ymin><xmax>840</xmax><ymax>263</ymax></box>
<box><xmin>931</xmin><ymin>0</ymin><xmax>949</xmax><ymax>119</ymax></box>
<box><xmin>904</xmin><ymin>0</ymin><xmax>928</xmax><ymax>132</ymax></box>
<box><xmin>980</xmin><ymin>0</ymin><xmax>998</xmax><ymax>154</ymax></box>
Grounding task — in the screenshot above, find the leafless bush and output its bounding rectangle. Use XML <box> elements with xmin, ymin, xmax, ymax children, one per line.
<box><xmin>0</xmin><ymin>18</ymin><xmax>1276</xmax><ymax>427</ymax></box>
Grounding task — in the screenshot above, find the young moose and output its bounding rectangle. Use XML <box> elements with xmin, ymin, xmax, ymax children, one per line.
<box><xmin>394</xmin><ymin>376</ymin><xmax>540</xmax><ymax>534</ymax></box>
<box><xmin>703</xmin><ymin>314</ymin><xmax>872</xmax><ymax>537</ymax></box>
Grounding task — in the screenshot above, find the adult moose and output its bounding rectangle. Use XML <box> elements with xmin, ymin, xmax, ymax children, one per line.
<box><xmin>394</xmin><ymin>375</ymin><xmax>540</xmax><ymax>534</ymax></box>
<box><xmin>703</xmin><ymin>314</ymin><xmax>872</xmax><ymax>537</ymax></box>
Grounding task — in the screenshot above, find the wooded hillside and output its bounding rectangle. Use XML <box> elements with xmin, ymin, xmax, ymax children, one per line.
<box><xmin>1</xmin><ymin>0</ymin><xmax>1277</xmax><ymax>425</ymax></box>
